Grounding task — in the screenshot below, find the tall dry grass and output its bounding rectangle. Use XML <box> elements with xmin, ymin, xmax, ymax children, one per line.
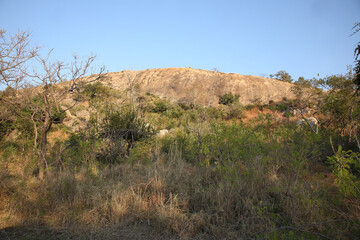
<box><xmin>2</xmin><ymin>141</ymin><xmax>355</xmax><ymax>239</ymax></box>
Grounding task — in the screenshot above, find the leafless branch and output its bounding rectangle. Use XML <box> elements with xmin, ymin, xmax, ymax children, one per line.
<box><xmin>0</xmin><ymin>29</ymin><xmax>39</xmax><ymax>89</ymax></box>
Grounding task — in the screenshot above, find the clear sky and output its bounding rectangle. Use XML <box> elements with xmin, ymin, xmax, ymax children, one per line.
<box><xmin>1</xmin><ymin>0</ymin><xmax>359</xmax><ymax>80</ymax></box>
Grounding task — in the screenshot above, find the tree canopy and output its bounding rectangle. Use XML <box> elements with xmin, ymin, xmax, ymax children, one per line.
<box><xmin>273</xmin><ymin>70</ymin><xmax>293</xmax><ymax>83</ymax></box>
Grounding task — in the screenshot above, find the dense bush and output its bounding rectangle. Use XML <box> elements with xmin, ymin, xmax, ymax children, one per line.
<box><xmin>218</xmin><ymin>92</ymin><xmax>240</xmax><ymax>105</ymax></box>
<box><xmin>77</xmin><ymin>81</ymin><xmax>112</xmax><ymax>100</ymax></box>
<box><xmin>98</xmin><ymin>104</ymin><xmax>155</xmax><ymax>161</ymax></box>
<box><xmin>152</xmin><ymin>99</ymin><xmax>168</xmax><ymax>113</ymax></box>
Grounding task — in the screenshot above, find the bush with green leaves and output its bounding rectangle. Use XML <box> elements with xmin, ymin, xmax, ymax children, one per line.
<box><xmin>60</xmin><ymin>133</ymin><xmax>99</xmax><ymax>167</ymax></box>
<box><xmin>79</xmin><ymin>81</ymin><xmax>112</xmax><ymax>100</ymax></box>
<box><xmin>165</xmin><ymin>105</ymin><xmax>184</xmax><ymax>118</ymax></box>
<box><xmin>327</xmin><ymin>146</ymin><xmax>360</xmax><ymax>197</ymax></box>
<box><xmin>60</xmin><ymin>104</ymin><xmax>155</xmax><ymax>164</ymax></box>
<box><xmin>218</xmin><ymin>92</ymin><xmax>240</xmax><ymax>105</ymax></box>
<box><xmin>152</xmin><ymin>99</ymin><xmax>169</xmax><ymax>113</ymax></box>
<box><xmin>0</xmin><ymin>86</ymin><xmax>16</xmax><ymax>98</ymax></box>
<box><xmin>226</xmin><ymin>102</ymin><xmax>244</xmax><ymax>119</ymax></box>
<box><xmin>99</xmin><ymin>104</ymin><xmax>155</xmax><ymax>161</ymax></box>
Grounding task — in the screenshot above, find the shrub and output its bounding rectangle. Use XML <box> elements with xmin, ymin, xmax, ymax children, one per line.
<box><xmin>227</xmin><ymin>103</ymin><xmax>245</xmax><ymax>119</ymax></box>
<box><xmin>218</xmin><ymin>92</ymin><xmax>240</xmax><ymax>105</ymax></box>
<box><xmin>80</xmin><ymin>82</ymin><xmax>112</xmax><ymax>100</ymax></box>
<box><xmin>0</xmin><ymin>86</ymin><xmax>16</xmax><ymax>97</ymax></box>
<box><xmin>152</xmin><ymin>99</ymin><xmax>169</xmax><ymax>113</ymax></box>
<box><xmin>327</xmin><ymin>146</ymin><xmax>360</xmax><ymax>197</ymax></box>
<box><xmin>165</xmin><ymin>106</ymin><xmax>184</xmax><ymax>118</ymax></box>
<box><xmin>275</xmin><ymin>103</ymin><xmax>289</xmax><ymax>112</ymax></box>
<box><xmin>0</xmin><ymin>119</ymin><xmax>14</xmax><ymax>141</ymax></box>
<box><xmin>100</xmin><ymin>104</ymin><xmax>155</xmax><ymax>161</ymax></box>
<box><xmin>61</xmin><ymin>134</ymin><xmax>99</xmax><ymax>167</ymax></box>
<box><xmin>205</xmin><ymin>106</ymin><xmax>225</xmax><ymax>120</ymax></box>
<box><xmin>178</xmin><ymin>102</ymin><xmax>194</xmax><ymax>110</ymax></box>
<box><xmin>245</xmin><ymin>104</ymin><xmax>255</xmax><ymax>110</ymax></box>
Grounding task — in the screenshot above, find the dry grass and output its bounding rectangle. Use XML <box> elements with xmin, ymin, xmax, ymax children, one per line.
<box><xmin>1</xmin><ymin>144</ymin><xmax>357</xmax><ymax>239</ymax></box>
<box><xmin>1</xmin><ymin>119</ymin><xmax>360</xmax><ymax>239</ymax></box>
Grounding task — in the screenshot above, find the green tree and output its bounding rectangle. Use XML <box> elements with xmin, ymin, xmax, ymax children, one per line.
<box><xmin>319</xmin><ymin>69</ymin><xmax>360</xmax><ymax>150</ymax></box>
<box><xmin>274</xmin><ymin>70</ymin><xmax>293</xmax><ymax>83</ymax></box>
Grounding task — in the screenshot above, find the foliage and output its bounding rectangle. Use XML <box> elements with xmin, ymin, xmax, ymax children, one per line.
<box><xmin>81</xmin><ymin>81</ymin><xmax>112</xmax><ymax>100</ymax></box>
<box><xmin>273</xmin><ymin>70</ymin><xmax>293</xmax><ymax>83</ymax></box>
<box><xmin>352</xmin><ymin>22</ymin><xmax>360</xmax><ymax>93</ymax></box>
<box><xmin>99</xmin><ymin>104</ymin><xmax>155</xmax><ymax>161</ymax></box>
<box><xmin>61</xmin><ymin>133</ymin><xmax>99</xmax><ymax>167</ymax></box>
<box><xmin>218</xmin><ymin>92</ymin><xmax>240</xmax><ymax>105</ymax></box>
<box><xmin>150</xmin><ymin>99</ymin><xmax>169</xmax><ymax>113</ymax></box>
<box><xmin>165</xmin><ymin>105</ymin><xmax>184</xmax><ymax>118</ymax></box>
<box><xmin>318</xmin><ymin>70</ymin><xmax>360</xmax><ymax>149</ymax></box>
<box><xmin>0</xmin><ymin>86</ymin><xmax>16</xmax><ymax>97</ymax></box>
<box><xmin>2</xmin><ymin>99</ymin><xmax>360</xmax><ymax>239</ymax></box>
<box><xmin>178</xmin><ymin>102</ymin><xmax>194</xmax><ymax>110</ymax></box>
<box><xmin>327</xmin><ymin>146</ymin><xmax>360</xmax><ymax>197</ymax></box>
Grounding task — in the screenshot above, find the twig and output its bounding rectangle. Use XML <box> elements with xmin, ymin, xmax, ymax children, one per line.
<box><xmin>330</xmin><ymin>136</ymin><xmax>336</xmax><ymax>155</ymax></box>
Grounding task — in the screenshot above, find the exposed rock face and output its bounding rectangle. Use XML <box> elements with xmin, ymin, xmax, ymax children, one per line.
<box><xmin>156</xmin><ymin>129</ymin><xmax>169</xmax><ymax>138</ymax></box>
<box><xmin>101</xmin><ymin>67</ymin><xmax>295</xmax><ymax>105</ymax></box>
<box><xmin>296</xmin><ymin>117</ymin><xmax>319</xmax><ymax>127</ymax></box>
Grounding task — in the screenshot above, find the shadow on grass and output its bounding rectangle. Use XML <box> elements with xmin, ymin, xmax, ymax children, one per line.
<box><xmin>0</xmin><ymin>223</ymin><xmax>187</xmax><ymax>240</ymax></box>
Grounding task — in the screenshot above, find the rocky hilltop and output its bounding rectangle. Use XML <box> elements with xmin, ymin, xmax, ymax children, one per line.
<box><xmin>99</xmin><ymin>67</ymin><xmax>295</xmax><ymax>105</ymax></box>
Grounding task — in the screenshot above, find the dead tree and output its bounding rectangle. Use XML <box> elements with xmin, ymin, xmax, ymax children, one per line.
<box><xmin>0</xmin><ymin>29</ymin><xmax>39</xmax><ymax>89</ymax></box>
<box><xmin>28</xmin><ymin>51</ymin><xmax>105</xmax><ymax>179</ymax></box>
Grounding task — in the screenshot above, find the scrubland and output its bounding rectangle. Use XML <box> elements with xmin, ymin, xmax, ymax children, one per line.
<box><xmin>1</xmin><ymin>81</ymin><xmax>360</xmax><ymax>240</ymax></box>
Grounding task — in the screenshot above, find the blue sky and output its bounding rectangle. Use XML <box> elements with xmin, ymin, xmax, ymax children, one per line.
<box><xmin>1</xmin><ymin>0</ymin><xmax>359</xmax><ymax>80</ymax></box>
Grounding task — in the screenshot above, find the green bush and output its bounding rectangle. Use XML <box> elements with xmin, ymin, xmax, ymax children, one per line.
<box><xmin>160</xmin><ymin>129</ymin><xmax>196</xmax><ymax>162</ymax></box>
<box><xmin>80</xmin><ymin>82</ymin><xmax>112</xmax><ymax>100</ymax></box>
<box><xmin>245</xmin><ymin>104</ymin><xmax>255</xmax><ymax>110</ymax></box>
<box><xmin>275</xmin><ymin>103</ymin><xmax>289</xmax><ymax>112</ymax></box>
<box><xmin>0</xmin><ymin>141</ymin><xmax>20</xmax><ymax>161</ymax></box>
<box><xmin>61</xmin><ymin>134</ymin><xmax>99</xmax><ymax>167</ymax></box>
<box><xmin>165</xmin><ymin>106</ymin><xmax>184</xmax><ymax>118</ymax></box>
<box><xmin>100</xmin><ymin>104</ymin><xmax>155</xmax><ymax>161</ymax></box>
<box><xmin>205</xmin><ymin>106</ymin><xmax>224</xmax><ymax>120</ymax></box>
<box><xmin>152</xmin><ymin>100</ymin><xmax>168</xmax><ymax>113</ymax></box>
<box><xmin>218</xmin><ymin>92</ymin><xmax>240</xmax><ymax>105</ymax></box>
<box><xmin>327</xmin><ymin>146</ymin><xmax>360</xmax><ymax>197</ymax></box>
<box><xmin>0</xmin><ymin>119</ymin><xmax>14</xmax><ymax>141</ymax></box>
<box><xmin>226</xmin><ymin>102</ymin><xmax>244</xmax><ymax>119</ymax></box>
<box><xmin>178</xmin><ymin>102</ymin><xmax>194</xmax><ymax>110</ymax></box>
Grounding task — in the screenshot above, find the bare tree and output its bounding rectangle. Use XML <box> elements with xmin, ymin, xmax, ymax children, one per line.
<box><xmin>0</xmin><ymin>29</ymin><xmax>105</xmax><ymax>179</ymax></box>
<box><xmin>0</xmin><ymin>29</ymin><xmax>39</xmax><ymax>89</ymax></box>
<box><xmin>0</xmin><ymin>30</ymin><xmax>40</xmax><ymax>147</ymax></box>
<box><xmin>28</xmin><ymin>51</ymin><xmax>104</xmax><ymax>179</ymax></box>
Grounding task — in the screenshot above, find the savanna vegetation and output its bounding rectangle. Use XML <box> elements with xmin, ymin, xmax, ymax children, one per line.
<box><xmin>0</xmin><ymin>28</ymin><xmax>360</xmax><ymax>239</ymax></box>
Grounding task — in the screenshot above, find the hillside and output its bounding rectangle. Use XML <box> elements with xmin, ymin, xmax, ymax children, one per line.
<box><xmin>99</xmin><ymin>68</ymin><xmax>295</xmax><ymax>105</ymax></box>
<box><xmin>2</xmin><ymin>67</ymin><xmax>360</xmax><ymax>240</ymax></box>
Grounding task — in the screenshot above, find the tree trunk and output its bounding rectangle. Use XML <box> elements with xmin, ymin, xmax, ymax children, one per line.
<box><xmin>38</xmin><ymin>111</ymin><xmax>52</xmax><ymax>180</ymax></box>
<box><xmin>31</xmin><ymin>112</ymin><xmax>38</xmax><ymax>149</ymax></box>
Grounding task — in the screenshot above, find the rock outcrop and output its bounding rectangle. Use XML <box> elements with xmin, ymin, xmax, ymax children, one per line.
<box><xmin>100</xmin><ymin>67</ymin><xmax>295</xmax><ymax>105</ymax></box>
